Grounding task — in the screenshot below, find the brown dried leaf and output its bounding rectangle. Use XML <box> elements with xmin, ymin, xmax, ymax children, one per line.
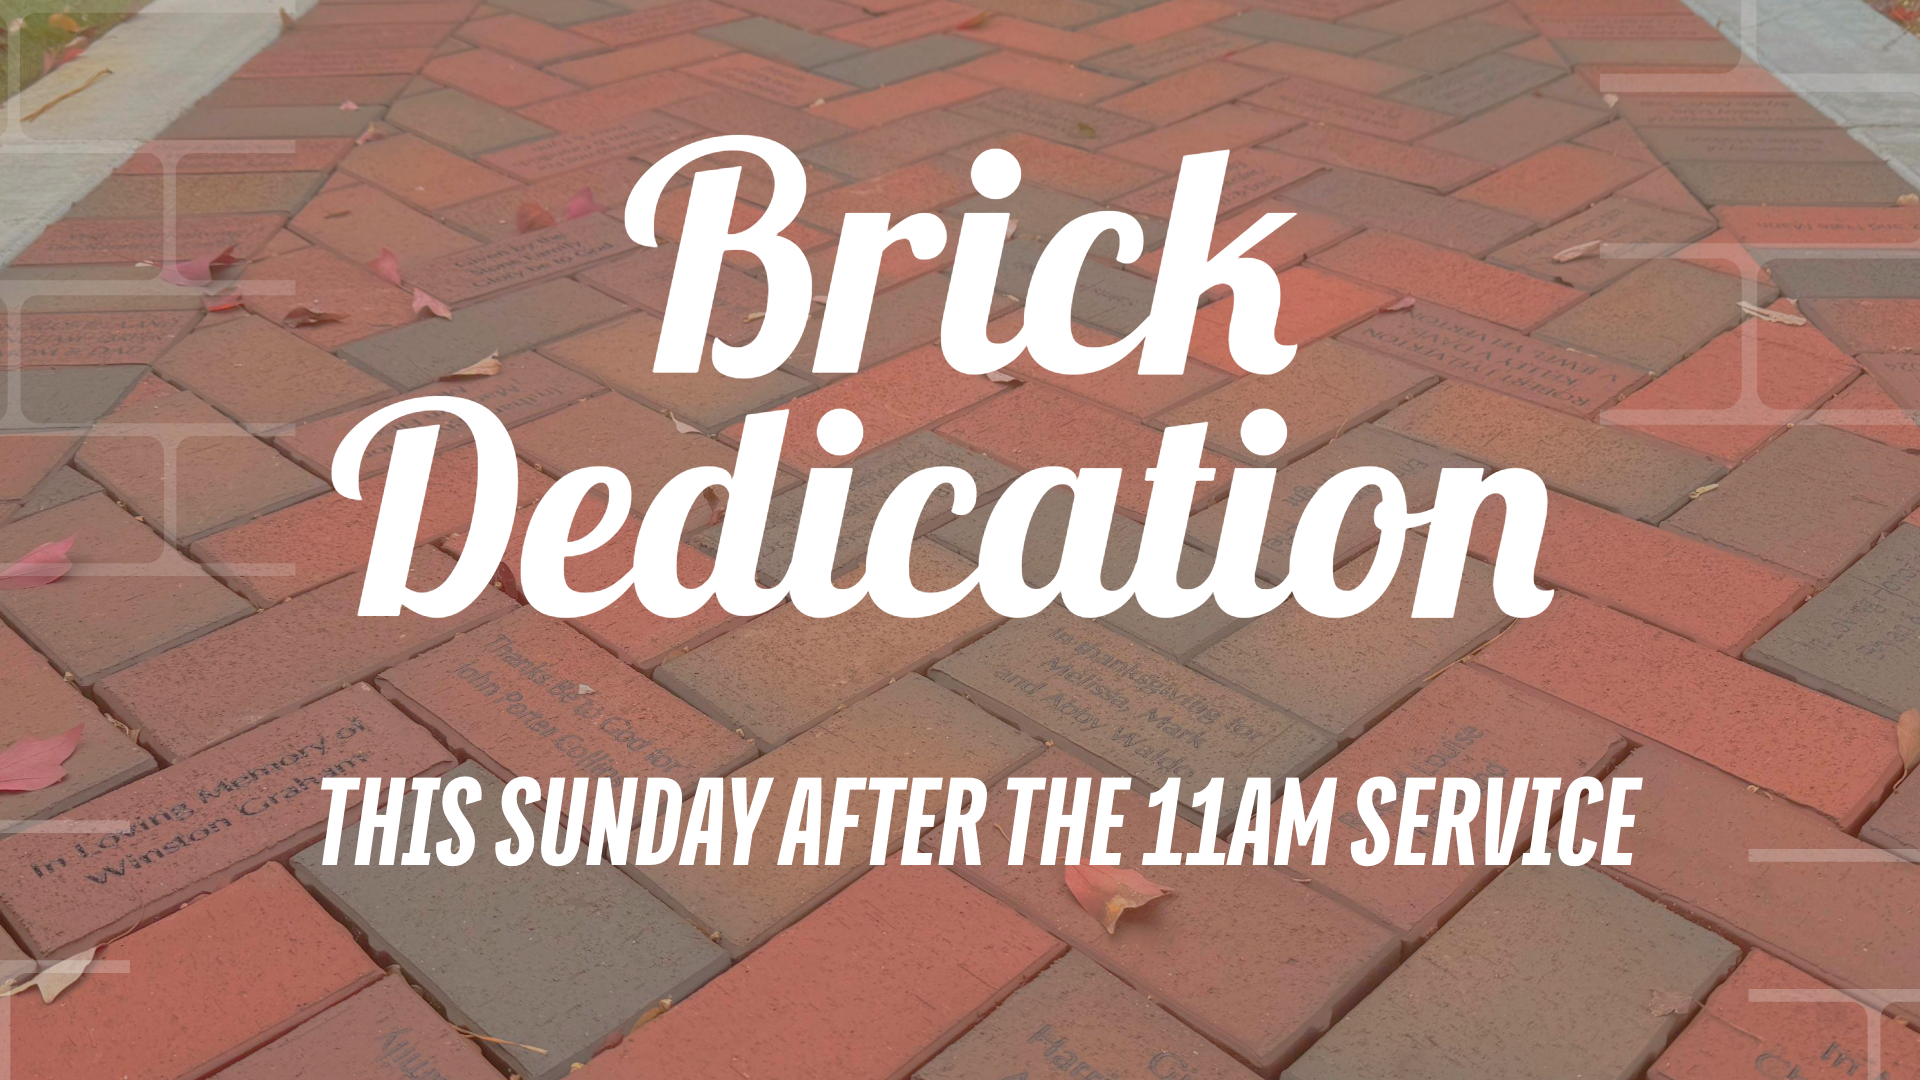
<box><xmin>279</xmin><ymin>8</ymin><xmax>296</xmax><ymax>31</ymax></box>
<box><xmin>34</xmin><ymin>947</ymin><xmax>96</xmax><ymax>1004</ymax></box>
<box><xmin>444</xmin><ymin>352</ymin><xmax>501</xmax><ymax>379</ymax></box>
<box><xmin>1074</xmin><ymin>122</ymin><xmax>1096</xmax><ymax>139</ymax></box>
<box><xmin>1898</xmin><ymin>708</ymin><xmax>1920</xmax><ymax>779</ymax></box>
<box><xmin>1900</xmin><ymin>194</ymin><xmax>1919</xmax><ymax>207</ymax></box>
<box><xmin>1005</xmin><ymin>216</ymin><xmax>1019</xmax><ymax>241</ymax></box>
<box><xmin>1552</xmin><ymin>240</ymin><xmax>1605</xmax><ymax>263</ymax></box>
<box><xmin>1645</xmin><ymin>988</ymin><xmax>1697</xmax><ymax>1017</ymax></box>
<box><xmin>517</xmin><ymin>201</ymin><xmax>557</xmax><ymax>233</ymax></box>
<box><xmin>281</xmin><ymin>305</ymin><xmax>344</xmax><ymax>329</ymax></box>
<box><xmin>957</xmin><ymin>10</ymin><xmax>990</xmax><ymax>27</ymax></box>
<box><xmin>1737</xmin><ymin>301</ymin><xmax>1807</xmax><ymax>326</ymax></box>
<box><xmin>744</xmin><ymin>311</ymin><xmax>764</xmax><ymax>323</ymax></box>
<box><xmin>48</xmin><ymin>13</ymin><xmax>81</xmax><ymax>33</ymax></box>
<box><xmin>1063</xmin><ymin>864</ymin><xmax>1172</xmax><ymax>935</ymax></box>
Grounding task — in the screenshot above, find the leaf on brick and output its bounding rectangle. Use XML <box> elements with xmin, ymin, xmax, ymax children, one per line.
<box><xmin>444</xmin><ymin>351</ymin><xmax>501</xmax><ymax>379</ymax></box>
<box><xmin>368</xmin><ymin>247</ymin><xmax>403</xmax><ymax>288</ymax></box>
<box><xmin>339</xmin><ymin>99</ymin><xmax>359</xmax><ymax>112</ymax></box>
<box><xmin>517</xmin><ymin>201</ymin><xmax>557</xmax><ymax>233</ymax></box>
<box><xmin>1645</xmin><ymin>989</ymin><xmax>1697</xmax><ymax>1017</ymax></box>
<box><xmin>355</xmin><ymin>123</ymin><xmax>384</xmax><ymax>146</ymax></box>
<box><xmin>412</xmin><ymin>288</ymin><xmax>452</xmax><ymax>320</ymax></box>
<box><xmin>1073</xmin><ymin>122</ymin><xmax>1096</xmax><ymax>139</ymax></box>
<box><xmin>1552</xmin><ymin>240</ymin><xmax>1605</xmax><ymax>263</ymax></box>
<box><xmin>1899</xmin><ymin>708</ymin><xmax>1920</xmax><ymax>779</ymax></box>
<box><xmin>203</xmin><ymin>292</ymin><xmax>244</xmax><ymax>313</ymax></box>
<box><xmin>1378</xmin><ymin>296</ymin><xmax>1416</xmax><ymax>313</ymax></box>
<box><xmin>160</xmin><ymin>245</ymin><xmax>240</xmax><ymax>288</ymax></box>
<box><xmin>0</xmin><ymin>722</ymin><xmax>84</xmax><ymax>792</ymax></box>
<box><xmin>282</xmin><ymin>304</ymin><xmax>345</xmax><ymax>329</ymax></box>
<box><xmin>1005</xmin><ymin>216</ymin><xmax>1019</xmax><ymax>241</ymax></box>
<box><xmin>29</xmin><ymin>947</ymin><xmax>96</xmax><ymax>1004</ymax></box>
<box><xmin>985</xmin><ymin>369</ymin><xmax>1017</xmax><ymax>384</ymax></box>
<box><xmin>1736</xmin><ymin>301</ymin><xmax>1806</xmax><ymax>326</ymax></box>
<box><xmin>279</xmin><ymin>8</ymin><xmax>296</xmax><ymax>31</ymax></box>
<box><xmin>48</xmin><ymin>13</ymin><xmax>81</xmax><ymax>33</ymax></box>
<box><xmin>0</xmin><ymin>535</ymin><xmax>74</xmax><ymax>592</ymax></box>
<box><xmin>669</xmin><ymin>412</ymin><xmax>702</xmax><ymax>435</ymax></box>
<box><xmin>957</xmin><ymin>11</ymin><xmax>990</xmax><ymax>28</ymax></box>
<box><xmin>563</xmin><ymin>187</ymin><xmax>600</xmax><ymax>220</ymax></box>
<box><xmin>1063</xmin><ymin>864</ymin><xmax>1171</xmax><ymax>935</ymax></box>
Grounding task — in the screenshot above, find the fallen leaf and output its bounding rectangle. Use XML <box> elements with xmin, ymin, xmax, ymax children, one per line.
<box><xmin>1688</xmin><ymin>483</ymin><xmax>1717</xmax><ymax>499</ymax></box>
<box><xmin>1899</xmin><ymin>708</ymin><xmax>1920</xmax><ymax>780</ymax></box>
<box><xmin>632</xmin><ymin>998</ymin><xmax>672</xmax><ymax>1031</ymax></box>
<box><xmin>160</xmin><ymin>244</ymin><xmax>239</xmax><ymax>288</ymax></box>
<box><xmin>1378</xmin><ymin>296</ymin><xmax>1416</xmax><ymax>313</ymax></box>
<box><xmin>451</xmin><ymin>1026</ymin><xmax>547</xmax><ymax>1056</ymax></box>
<box><xmin>562</xmin><ymin>187</ymin><xmax>600</xmax><ymax>220</ymax></box>
<box><xmin>33</xmin><ymin>948</ymin><xmax>94</xmax><ymax>1004</ymax></box>
<box><xmin>576</xmin><ymin>683</ymin><xmax>596</xmax><ymax>696</ymax></box>
<box><xmin>280</xmin><ymin>8</ymin><xmax>297</xmax><ymax>31</ymax></box>
<box><xmin>282</xmin><ymin>305</ymin><xmax>345</xmax><ymax>328</ymax></box>
<box><xmin>367</xmin><ymin>247</ymin><xmax>402</xmax><ymax>288</ymax></box>
<box><xmin>1552</xmin><ymin>240</ymin><xmax>1605</xmax><ymax>263</ymax></box>
<box><xmin>339</xmin><ymin>99</ymin><xmax>359</xmax><ymax>111</ymax></box>
<box><xmin>355</xmin><ymin>123</ymin><xmax>384</xmax><ymax>146</ymax></box>
<box><xmin>412</xmin><ymin>288</ymin><xmax>451</xmax><ymax>320</ymax></box>
<box><xmin>202</xmin><ymin>292</ymin><xmax>244</xmax><ymax>313</ymax></box>
<box><xmin>445</xmin><ymin>352</ymin><xmax>501</xmax><ymax>379</ymax></box>
<box><xmin>744</xmin><ymin>311</ymin><xmax>765</xmax><ymax>323</ymax></box>
<box><xmin>809</xmin><ymin>97</ymin><xmax>825</xmax><ymax>108</ymax></box>
<box><xmin>323</xmin><ymin>209</ymin><xmax>352</xmax><ymax>219</ymax></box>
<box><xmin>985</xmin><ymin>369</ymin><xmax>1017</xmax><ymax>383</ymax></box>
<box><xmin>699</xmin><ymin>486</ymin><xmax>723</xmax><ymax>527</ymax></box>
<box><xmin>669</xmin><ymin>413</ymin><xmax>701</xmax><ymax>435</ymax></box>
<box><xmin>957</xmin><ymin>10</ymin><xmax>990</xmax><ymax>27</ymax></box>
<box><xmin>517</xmin><ymin>201</ymin><xmax>557</xmax><ymax>233</ymax></box>
<box><xmin>0</xmin><ymin>536</ymin><xmax>75</xmax><ymax>592</ymax></box>
<box><xmin>1005</xmin><ymin>216</ymin><xmax>1019</xmax><ymax>240</ymax></box>
<box><xmin>0</xmin><ymin>723</ymin><xmax>84</xmax><ymax>792</ymax></box>
<box><xmin>1901</xmin><ymin>194</ymin><xmax>1919</xmax><ymax>207</ymax></box>
<box><xmin>1063</xmin><ymin>864</ymin><xmax>1172</xmax><ymax>935</ymax></box>
<box><xmin>1074</xmin><ymin>122</ymin><xmax>1096</xmax><ymax>139</ymax></box>
<box><xmin>1736</xmin><ymin>301</ymin><xmax>1807</xmax><ymax>326</ymax></box>
<box><xmin>48</xmin><ymin>13</ymin><xmax>81</xmax><ymax>33</ymax></box>
<box><xmin>1645</xmin><ymin>989</ymin><xmax>1697</xmax><ymax>1017</ymax></box>
<box><xmin>1603</xmin><ymin>93</ymin><xmax>1620</xmax><ymax>107</ymax></box>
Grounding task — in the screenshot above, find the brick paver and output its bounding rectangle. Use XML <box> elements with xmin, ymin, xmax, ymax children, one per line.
<box><xmin>4</xmin><ymin>0</ymin><xmax>1920</xmax><ymax>1074</ymax></box>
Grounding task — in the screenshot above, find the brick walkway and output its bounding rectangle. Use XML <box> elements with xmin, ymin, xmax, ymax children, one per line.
<box><xmin>4</xmin><ymin>0</ymin><xmax>1920</xmax><ymax>1076</ymax></box>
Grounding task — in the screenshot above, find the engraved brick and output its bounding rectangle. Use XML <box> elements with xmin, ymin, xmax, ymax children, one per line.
<box><xmin>1746</xmin><ymin>525</ymin><xmax>1920</xmax><ymax>719</ymax></box>
<box><xmin>1487</xmin><ymin>196</ymin><xmax>1713</xmax><ymax>291</ymax></box>
<box><xmin>0</xmin><ymin>685</ymin><xmax>449</xmax><ymax>959</ymax></box>
<box><xmin>381</xmin><ymin>607</ymin><xmax>752</xmax><ymax>789</ymax></box>
<box><xmin>1281</xmin><ymin>169</ymin><xmax>1534</xmax><ymax>255</ymax></box>
<box><xmin>1342</xmin><ymin>304</ymin><xmax>1645</xmax><ymax>416</ymax></box>
<box><xmin>0</xmin><ymin>623</ymin><xmax>154</xmax><ymax>823</ymax></box>
<box><xmin>338</xmin><ymin>278</ymin><xmax>628</xmax><ymax>388</ymax></box>
<box><xmin>210</xmin><ymin>974</ymin><xmax>502</xmax><ymax>1080</ymax></box>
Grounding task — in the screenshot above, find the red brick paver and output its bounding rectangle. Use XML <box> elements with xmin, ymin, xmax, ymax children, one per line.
<box><xmin>3</xmin><ymin>0</ymin><xmax>1919</xmax><ymax>1074</ymax></box>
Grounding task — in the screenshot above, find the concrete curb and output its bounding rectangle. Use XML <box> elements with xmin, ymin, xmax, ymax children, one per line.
<box><xmin>0</xmin><ymin>0</ymin><xmax>320</xmax><ymax>268</ymax></box>
<box><xmin>1675</xmin><ymin>0</ymin><xmax>1920</xmax><ymax>187</ymax></box>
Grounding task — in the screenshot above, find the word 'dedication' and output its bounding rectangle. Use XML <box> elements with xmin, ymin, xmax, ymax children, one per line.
<box><xmin>334</xmin><ymin>136</ymin><xmax>1553</xmax><ymax>624</ymax></box>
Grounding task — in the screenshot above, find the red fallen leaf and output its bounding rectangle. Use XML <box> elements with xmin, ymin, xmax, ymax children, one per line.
<box><xmin>517</xmin><ymin>201</ymin><xmax>557</xmax><ymax>233</ymax></box>
<box><xmin>1378</xmin><ymin>296</ymin><xmax>1416</xmax><ymax>313</ymax></box>
<box><xmin>0</xmin><ymin>724</ymin><xmax>85</xmax><ymax>793</ymax></box>
<box><xmin>411</xmin><ymin>288</ymin><xmax>451</xmax><ymax>320</ymax></box>
<box><xmin>1063</xmin><ymin>864</ymin><xmax>1172</xmax><ymax>935</ymax></box>
<box><xmin>60</xmin><ymin>40</ymin><xmax>87</xmax><ymax>64</ymax></box>
<box><xmin>202</xmin><ymin>292</ymin><xmax>244</xmax><ymax>313</ymax></box>
<box><xmin>282</xmin><ymin>305</ymin><xmax>345</xmax><ymax>329</ymax></box>
<box><xmin>367</xmin><ymin>247</ymin><xmax>402</xmax><ymax>288</ymax></box>
<box><xmin>159</xmin><ymin>245</ymin><xmax>239</xmax><ymax>288</ymax></box>
<box><xmin>562</xmin><ymin>187</ymin><xmax>600</xmax><ymax>220</ymax></box>
<box><xmin>0</xmin><ymin>536</ymin><xmax>75</xmax><ymax>592</ymax></box>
